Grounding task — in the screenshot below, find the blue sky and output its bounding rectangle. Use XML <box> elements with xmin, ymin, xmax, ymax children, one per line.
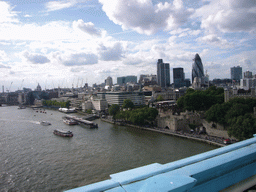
<box><xmin>0</xmin><ymin>0</ymin><xmax>255</xmax><ymax>91</ymax></box>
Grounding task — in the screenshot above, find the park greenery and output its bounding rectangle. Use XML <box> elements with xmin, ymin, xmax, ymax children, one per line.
<box><xmin>108</xmin><ymin>99</ymin><xmax>158</xmax><ymax>126</ymax></box>
<box><xmin>42</xmin><ymin>100</ymin><xmax>71</xmax><ymax>108</ymax></box>
<box><xmin>177</xmin><ymin>86</ymin><xmax>256</xmax><ymax>140</ymax></box>
<box><xmin>177</xmin><ymin>86</ymin><xmax>224</xmax><ymax>111</ymax></box>
<box><xmin>205</xmin><ymin>97</ymin><xmax>256</xmax><ymax>140</ymax></box>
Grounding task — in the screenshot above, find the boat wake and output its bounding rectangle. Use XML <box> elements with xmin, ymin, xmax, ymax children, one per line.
<box><xmin>29</xmin><ymin>121</ymin><xmax>41</xmax><ymax>125</ymax></box>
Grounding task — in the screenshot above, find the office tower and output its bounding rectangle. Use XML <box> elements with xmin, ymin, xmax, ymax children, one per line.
<box><xmin>139</xmin><ymin>74</ymin><xmax>157</xmax><ymax>86</ymax></box>
<box><xmin>173</xmin><ymin>68</ymin><xmax>185</xmax><ymax>88</ymax></box>
<box><xmin>244</xmin><ymin>70</ymin><xmax>253</xmax><ymax>78</ymax></box>
<box><xmin>105</xmin><ymin>76</ymin><xmax>113</xmax><ymax>87</ymax></box>
<box><xmin>231</xmin><ymin>66</ymin><xmax>242</xmax><ymax>82</ymax></box>
<box><xmin>192</xmin><ymin>53</ymin><xmax>204</xmax><ymax>84</ymax></box>
<box><xmin>157</xmin><ymin>59</ymin><xmax>170</xmax><ymax>87</ymax></box>
<box><xmin>117</xmin><ymin>76</ymin><xmax>137</xmax><ymax>85</ymax></box>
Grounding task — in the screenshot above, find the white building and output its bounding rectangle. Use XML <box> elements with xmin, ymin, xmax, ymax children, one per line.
<box><xmin>97</xmin><ymin>91</ymin><xmax>145</xmax><ymax>106</ymax></box>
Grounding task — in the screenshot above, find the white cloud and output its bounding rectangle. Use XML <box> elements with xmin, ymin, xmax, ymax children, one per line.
<box><xmin>45</xmin><ymin>0</ymin><xmax>77</xmax><ymax>12</ymax></box>
<box><xmin>0</xmin><ymin>50</ymin><xmax>9</xmax><ymax>61</ymax></box>
<box><xmin>0</xmin><ymin>64</ymin><xmax>11</xmax><ymax>69</ymax></box>
<box><xmin>73</xmin><ymin>19</ymin><xmax>101</xmax><ymax>37</ymax></box>
<box><xmin>23</xmin><ymin>51</ymin><xmax>50</xmax><ymax>64</ymax></box>
<box><xmin>196</xmin><ymin>0</ymin><xmax>256</xmax><ymax>33</ymax></box>
<box><xmin>59</xmin><ymin>52</ymin><xmax>98</xmax><ymax>66</ymax></box>
<box><xmin>98</xmin><ymin>42</ymin><xmax>123</xmax><ymax>61</ymax></box>
<box><xmin>198</xmin><ymin>34</ymin><xmax>233</xmax><ymax>48</ymax></box>
<box><xmin>99</xmin><ymin>0</ymin><xmax>194</xmax><ymax>35</ymax></box>
<box><xmin>0</xmin><ymin>1</ymin><xmax>19</xmax><ymax>23</ymax></box>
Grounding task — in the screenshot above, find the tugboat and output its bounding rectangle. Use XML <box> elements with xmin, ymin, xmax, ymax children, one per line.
<box><xmin>53</xmin><ymin>129</ymin><xmax>73</xmax><ymax>137</ymax></box>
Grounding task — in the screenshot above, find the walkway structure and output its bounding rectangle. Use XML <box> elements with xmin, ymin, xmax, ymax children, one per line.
<box><xmin>64</xmin><ymin>115</ymin><xmax>98</xmax><ymax>128</ymax></box>
<box><xmin>66</xmin><ymin>135</ymin><xmax>256</xmax><ymax>192</ymax></box>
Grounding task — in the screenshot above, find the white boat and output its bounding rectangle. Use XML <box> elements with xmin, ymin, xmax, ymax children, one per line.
<box><xmin>40</xmin><ymin>121</ymin><xmax>51</xmax><ymax>126</ymax></box>
<box><xmin>59</xmin><ymin>108</ymin><xmax>76</xmax><ymax>113</ymax></box>
<box><xmin>63</xmin><ymin>117</ymin><xmax>78</xmax><ymax>125</ymax></box>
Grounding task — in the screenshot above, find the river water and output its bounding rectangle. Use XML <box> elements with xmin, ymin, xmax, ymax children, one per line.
<box><xmin>1</xmin><ymin>106</ymin><xmax>217</xmax><ymax>191</ymax></box>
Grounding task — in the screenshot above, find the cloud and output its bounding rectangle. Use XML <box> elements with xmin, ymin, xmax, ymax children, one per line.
<box><xmin>197</xmin><ymin>0</ymin><xmax>256</xmax><ymax>33</ymax></box>
<box><xmin>198</xmin><ymin>34</ymin><xmax>233</xmax><ymax>48</ymax></box>
<box><xmin>0</xmin><ymin>64</ymin><xmax>11</xmax><ymax>69</ymax></box>
<box><xmin>98</xmin><ymin>42</ymin><xmax>123</xmax><ymax>61</ymax></box>
<box><xmin>60</xmin><ymin>52</ymin><xmax>98</xmax><ymax>66</ymax></box>
<box><xmin>0</xmin><ymin>50</ymin><xmax>9</xmax><ymax>61</ymax></box>
<box><xmin>99</xmin><ymin>0</ymin><xmax>194</xmax><ymax>35</ymax></box>
<box><xmin>23</xmin><ymin>52</ymin><xmax>50</xmax><ymax>64</ymax></box>
<box><xmin>73</xmin><ymin>19</ymin><xmax>101</xmax><ymax>37</ymax></box>
<box><xmin>0</xmin><ymin>1</ymin><xmax>19</xmax><ymax>23</ymax></box>
<box><xmin>45</xmin><ymin>0</ymin><xmax>77</xmax><ymax>12</ymax></box>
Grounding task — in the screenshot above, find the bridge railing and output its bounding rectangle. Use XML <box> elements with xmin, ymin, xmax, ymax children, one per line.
<box><xmin>65</xmin><ymin>134</ymin><xmax>256</xmax><ymax>192</ymax></box>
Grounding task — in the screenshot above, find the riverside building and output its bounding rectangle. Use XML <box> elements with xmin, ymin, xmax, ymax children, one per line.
<box><xmin>97</xmin><ymin>91</ymin><xmax>145</xmax><ymax>106</ymax></box>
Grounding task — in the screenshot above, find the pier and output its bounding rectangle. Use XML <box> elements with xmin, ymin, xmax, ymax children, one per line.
<box><xmin>64</xmin><ymin>115</ymin><xmax>98</xmax><ymax>128</ymax></box>
<box><xmin>66</xmin><ymin>134</ymin><xmax>256</xmax><ymax>192</ymax></box>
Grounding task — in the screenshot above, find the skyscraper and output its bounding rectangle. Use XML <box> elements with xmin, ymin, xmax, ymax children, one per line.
<box><xmin>157</xmin><ymin>59</ymin><xmax>170</xmax><ymax>87</ymax></box>
<box><xmin>231</xmin><ymin>66</ymin><xmax>242</xmax><ymax>82</ymax></box>
<box><xmin>192</xmin><ymin>53</ymin><xmax>204</xmax><ymax>84</ymax></box>
<box><xmin>173</xmin><ymin>67</ymin><xmax>185</xmax><ymax>88</ymax></box>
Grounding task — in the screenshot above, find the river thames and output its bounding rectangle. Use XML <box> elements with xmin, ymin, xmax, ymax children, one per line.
<box><xmin>1</xmin><ymin>106</ymin><xmax>217</xmax><ymax>191</ymax></box>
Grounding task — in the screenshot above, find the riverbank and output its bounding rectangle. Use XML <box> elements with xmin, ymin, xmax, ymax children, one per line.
<box><xmin>101</xmin><ymin>118</ymin><xmax>227</xmax><ymax>147</ymax></box>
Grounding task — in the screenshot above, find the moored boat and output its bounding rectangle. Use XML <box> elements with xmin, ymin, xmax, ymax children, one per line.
<box><xmin>53</xmin><ymin>129</ymin><xmax>73</xmax><ymax>137</ymax></box>
<box><xmin>63</xmin><ymin>117</ymin><xmax>78</xmax><ymax>125</ymax></box>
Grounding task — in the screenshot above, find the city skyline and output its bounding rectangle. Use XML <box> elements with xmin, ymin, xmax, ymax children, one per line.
<box><xmin>0</xmin><ymin>0</ymin><xmax>256</xmax><ymax>91</ymax></box>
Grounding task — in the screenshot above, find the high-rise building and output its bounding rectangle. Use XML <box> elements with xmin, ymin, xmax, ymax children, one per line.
<box><xmin>139</xmin><ymin>74</ymin><xmax>157</xmax><ymax>86</ymax></box>
<box><xmin>173</xmin><ymin>68</ymin><xmax>185</xmax><ymax>88</ymax></box>
<box><xmin>117</xmin><ymin>76</ymin><xmax>137</xmax><ymax>85</ymax></box>
<box><xmin>157</xmin><ymin>59</ymin><xmax>170</xmax><ymax>87</ymax></box>
<box><xmin>192</xmin><ymin>53</ymin><xmax>204</xmax><ymax>84</ymax></box>
<box><xmin>244</xmin><ymin>70</ymin><xmax>253</xmax><ymax>78</ymax></box>
<box><xmin>231</xmin><ymin>66</ymin><xmax>242</xmax><ymax>82</ymax></box>
<box><xmin>105</xmin><ymin>76</ymin><xmax>113</xmax><ymax>87</ymax></box>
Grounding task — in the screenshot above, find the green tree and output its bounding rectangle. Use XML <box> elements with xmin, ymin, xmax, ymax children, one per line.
<box><xmin>156</xmin><ymin>95</ymin><xmax>164</xmax><ymax>101</ymax></box>
<box><xmin>108</xmin><ymin>104</ymin><xmax>120</xmax><ymax>119</ymax></box>
<box><xmin>228</xmin><ymin>113</ymin><xmax>256</xmax><ymax>141</ymax></box>
<box><xmin>122</xmin><ymin>99</ymin><xmax>134</xmax><ymax>109</ymax></box>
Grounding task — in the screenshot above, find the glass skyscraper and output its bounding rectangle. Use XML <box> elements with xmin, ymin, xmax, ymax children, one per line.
<box><xmin>231</xmin><ymin>66</ymin><xmax>242</xmax><ymax>82</ymax></box>
<box><xmin>157</xmin><ymin>59</ymin><xmax>170</xmax><ymax>88</ymax></box>
<box><xmin>173</xmin><ymin>67</ymin><xmax>185</xmax><ymax>88</ymax></box>
<box><xmin>192</xmin><ymin>53</ymin><xmax>204</xmax><ymax>84</ymax></box>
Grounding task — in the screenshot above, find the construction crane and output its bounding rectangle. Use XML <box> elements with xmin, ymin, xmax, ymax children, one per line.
<box><xmin>7</xmin><ymin>82</ymin><xmax>13</xmax><ymax>92</ymax></box>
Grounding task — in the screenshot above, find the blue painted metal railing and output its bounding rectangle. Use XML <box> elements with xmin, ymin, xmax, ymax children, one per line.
<box><xmin>66</xmin><ymin>134</ymin><xmax>256</xmax><ymax>192</ymax></box>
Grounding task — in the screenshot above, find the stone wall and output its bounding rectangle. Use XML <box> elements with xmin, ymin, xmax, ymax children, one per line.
<box><xmin>157</xmin><ymin>111</ymin><xmax>202</xmax><ymax>133</ymax></box>
<box><xmin>202</xmin><ymin>119</ymin><xmax>235</xmax><ymax>139</ymax></box>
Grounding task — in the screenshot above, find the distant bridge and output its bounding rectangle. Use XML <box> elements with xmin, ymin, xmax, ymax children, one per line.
<box><xmin>66</xmin><ymin>134</ymin><xmax>256</xmax><ymax>192</ymax></box>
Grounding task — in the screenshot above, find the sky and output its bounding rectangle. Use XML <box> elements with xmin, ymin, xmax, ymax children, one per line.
<box><xmin>0</xmin><ymin>0</ymin><xmax>256</xmax><ymax>91</ymax></box>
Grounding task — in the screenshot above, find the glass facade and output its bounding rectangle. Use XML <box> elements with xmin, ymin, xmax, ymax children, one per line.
<box><xmin>192</xmin><ymin>54</ymin><xmax>204</xmax><ymax>84</ymax></box>
<box><xmin>157</xmin><ymin>59</ymin><xmax>170</xmax><ymax>87</ymax></box>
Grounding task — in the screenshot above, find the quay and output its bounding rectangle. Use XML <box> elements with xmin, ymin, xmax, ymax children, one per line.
<box><xmin>66</xmin><ymin>134</ymin><xmax>256</xmax><ymax>192</ymax></box>
<box><xmin>101</xmin><ymin>118</ymin><xmax>226</xmax><ymax>147</ymax></box>
<box><xmin>64</xmin><ymin>115</ymin><xmax>98</xmax><ymax>128</ymax></box>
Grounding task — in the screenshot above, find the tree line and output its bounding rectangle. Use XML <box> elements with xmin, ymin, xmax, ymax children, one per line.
<box><xmin>108</xmin><ymin>99</ymin><xmax>158</xmax><ymax>126</ymax></box>
<box><xmin>177</xmin><ymin>86</ymin><xmax>256</xmax><ymax>140</ymax></box>
<box><xmin>42</xmin><ymin>100</ymin><xmax>71</xmax><ymax>108</ymax></box>
<box><xmin>205</xmin><ymin>97</ymin><xmax>256</xmax><ymax>140</ymax></box>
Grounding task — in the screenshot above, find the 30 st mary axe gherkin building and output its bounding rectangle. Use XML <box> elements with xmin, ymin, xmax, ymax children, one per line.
<box><xmin>192</xmin><ymin>53</ymin><xmax>204</xmax><ymax>83</ymax></box>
